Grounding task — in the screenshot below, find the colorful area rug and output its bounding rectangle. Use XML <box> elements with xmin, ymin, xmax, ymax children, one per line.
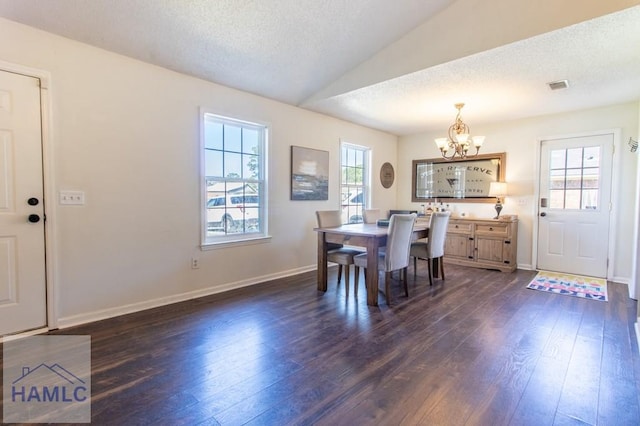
<box><xmin>526</xmin><ymin>270</ymin><xmax>608</xmax><ymax>301</ymax></box>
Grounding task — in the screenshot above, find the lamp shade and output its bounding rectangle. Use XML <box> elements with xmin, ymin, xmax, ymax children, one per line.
<box><xmin>435</xmin><ymin>138</ymin><xmax>449</xmax><ymax>150</ymax></box>
<box><xmin>488</xmin><ymin>181</ymin><xmax>507</xmax><ymax>197</ymax></box>
<box><xmin>472</xmin><ymin>136</ymin><xmax>485</xmax><ymax>148</ymax></box>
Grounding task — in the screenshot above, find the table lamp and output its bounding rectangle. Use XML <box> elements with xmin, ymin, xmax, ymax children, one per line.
<box><xmin>488</xmin><ymin>181</ymin><xmax>507</xmax><ymax>219</ymax></box>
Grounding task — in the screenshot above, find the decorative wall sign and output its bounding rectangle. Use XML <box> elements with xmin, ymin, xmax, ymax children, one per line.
<box><xmin>411</xmin><ymin>152</ymin><xmax>506</xmax><ymax>203</ymax></box>
<box><xmin>380</xmin><ymin>162</ymin><xmax>395</xmax><ymax>188</ymax></box>
<box><xmin>290</xmin><ymin>146</ymin><xmax>329</xmax><ymax>200</ymax></box>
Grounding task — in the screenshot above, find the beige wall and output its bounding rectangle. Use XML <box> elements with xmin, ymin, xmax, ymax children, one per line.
<box><xmin>398</xmin><ymin>103</ymin><xmax>639</xmax><ymax>283</ymax></box>
<box><xmin>0</xmin><ymin>18</ymin><xmax>398</xmax><ymax>326</ymax></box>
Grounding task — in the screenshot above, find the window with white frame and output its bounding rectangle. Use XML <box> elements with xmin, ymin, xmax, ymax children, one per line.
<box><xmin>340</xmin><ymin>143</ymin><xmax>369</xmax><ymax>224</ymax></box>
<box><xmin>201</xmin><ymin>112</ymin><xmax>267</xmax><ymax>245</ymax></box>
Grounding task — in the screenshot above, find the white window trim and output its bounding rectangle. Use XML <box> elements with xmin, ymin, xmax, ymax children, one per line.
<box><xmin>339</xmin><ymin>141</ymin><xmax>371</xmax><ymax>223</ymax></box>
<box><xmin>200</xmin><ymin>109</ymin><xmax>270</xmax><ymax>247</ymax></box>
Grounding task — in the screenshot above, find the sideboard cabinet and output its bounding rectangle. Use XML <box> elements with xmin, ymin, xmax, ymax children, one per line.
<box><xmin>443</xmin><ymin>216</ymin><xmax>518</xmax><ymax>272</ymax></box>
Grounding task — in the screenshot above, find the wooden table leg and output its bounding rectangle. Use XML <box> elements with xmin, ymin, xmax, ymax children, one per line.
<box><xmin>365</xmin><ymin>237</ymin><xmax>379</xmax><ymax>306</ymax></box>
<box><xmin>317</xmin><ymin>231</ymin><xmax>328</xmax><ymax>292</ymax></box>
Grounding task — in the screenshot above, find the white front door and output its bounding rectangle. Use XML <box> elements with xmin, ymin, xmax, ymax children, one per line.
<box><xmin>537</xmin><ymin>133</ymin><xmax>613</xmax><ymax>278</ymax></box>
<box><xmin>0</xmin><ymin>70</ymin><xmax>47</xmax><ymax>335</ymax></box>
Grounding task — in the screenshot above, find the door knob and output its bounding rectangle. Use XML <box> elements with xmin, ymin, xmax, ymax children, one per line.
<box><xmin>28</xmin><ymin>214</ymin><xmax>41</xmax><ymax>223</ymax></box>
<box><xmin>28</xmin><ymin>197</ymin><xmax>39</xmax><ymax>206</ymax></box>
<box><xmin>540</xmin><ymin>212</ymin><xmax>547</xmax><ymax>217</ymax></box>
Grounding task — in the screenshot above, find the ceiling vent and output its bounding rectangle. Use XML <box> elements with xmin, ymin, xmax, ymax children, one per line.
<box><xmin>548</xmin><ymin>80</ymin><xmax>569</xmax><ymax>90</ymax></box>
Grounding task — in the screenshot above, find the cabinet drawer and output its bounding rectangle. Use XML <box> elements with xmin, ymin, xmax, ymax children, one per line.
<box><xmin>475</xmin><ymin>223</ymin><xmax>509</xmax><ymax>237</ymax></box>
<box><xmin>448</xmin><ymin>222</ymin><xmax>473</xmax><ymax>234</ymax></box>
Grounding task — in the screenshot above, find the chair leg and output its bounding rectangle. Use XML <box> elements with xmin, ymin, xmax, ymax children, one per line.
<box><xmin>344</xmin><ymin>265</ymin><xmax>350</xmax><ymax>296</ymax></box>
<box><xmin>440</xmin><ymin>257</ymin><xmax>445</xmax><ymax>281</ymax></box>
<box><xmin>337</xmin><ymin>265</ymin><xmax>343</xmax><ymax>285</ymax></box>
<box><xmin>403</xmin><ymin>267</ymin><xmax>409</xmax><ymax>297</ymax></box>
<box><xmin>385</xmin><ymin>271</ymin><xmax>391</xmax><ymax>305</ymax></box>
<box><xmin>354</xmin><ymin>266</ymin><xmax>360</xmax><ymax>297</ymax></box>
<box><xmin>413</xmin><ymin>256</ymin><xmax>417</xmax><ymax>277</ymax></box>
<box><xmin>427</xmin><ymin>258</ymin><xmax>434</xmax><ymax>286</ymax></box>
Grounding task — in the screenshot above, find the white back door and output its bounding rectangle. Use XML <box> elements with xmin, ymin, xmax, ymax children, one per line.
<box><xmin>537</xmin><ymin>133</ymin><xmax>613</xmax><ymax>278</ymax></box>
<box><xmin>0</xmin><ymin>70</ymin><xmax>47</xmax><ymax>335</ymax></box>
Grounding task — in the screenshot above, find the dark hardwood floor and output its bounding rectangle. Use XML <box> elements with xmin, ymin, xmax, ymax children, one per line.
<box><xmin>7</xmin><ymin>263</ymin><xmax>640</xmax><ymax>425</ymax></box>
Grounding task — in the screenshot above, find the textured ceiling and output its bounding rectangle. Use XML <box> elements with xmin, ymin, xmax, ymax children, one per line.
<box><xmin>304</xmin><ymin>6</ymin><xmax>640</xmax><ymax>134</ymax></box>
<box><xmin>0</xmin><ymin>0</ymin><xmax>639</xmax><ymax>135</ymax></box>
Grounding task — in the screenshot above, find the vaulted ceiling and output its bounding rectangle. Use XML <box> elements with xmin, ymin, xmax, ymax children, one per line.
<box><xmin>1</xmin><ymin>0</ymin><xmax>639</xmax><ymax>135</ymax></box>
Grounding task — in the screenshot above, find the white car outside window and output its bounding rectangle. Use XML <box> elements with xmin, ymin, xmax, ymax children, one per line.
<box><xmin>341</xmin><ymin>190</ymin><xmax>364</xmax><ymax>224</ymax></box>
<box><xmin>207</xmin><ymin>194</ymin><xmax>259</xmax><ymax>233</ymax></box>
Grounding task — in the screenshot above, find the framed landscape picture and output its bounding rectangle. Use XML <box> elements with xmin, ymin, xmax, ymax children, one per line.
<box><xmin>291</xmin><ymin>146</ymin><xmax>329</xmax><ymax>200</ymax></box>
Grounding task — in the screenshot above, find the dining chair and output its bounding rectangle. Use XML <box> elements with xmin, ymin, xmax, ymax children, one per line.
<box><xmin>363</xmin><ymin>208</ymin><xmax>381</xmax><ymax>224</ymax></box>
<box><xmin>354</xmin><ymin>213</ymin><xmax>416</xmax><ymax>305</ymax></box>
<box><xmin>316</xmin><ymin>210</ymin><xmax>364</xmax><ymax>296</ymax></box>
<box><xmin>410</xmin><ymin>211</ymin><xmax>451</xmax><ymax>286</ymax></box>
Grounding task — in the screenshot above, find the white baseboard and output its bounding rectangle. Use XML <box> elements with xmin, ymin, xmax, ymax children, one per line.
<box><xmin>612</xmin><ymin>275</ymin><xmax>631</xmax><ymax>285</ymax></box>
<box><xmin>56</xmin><ymin>265</ymin><xmax>316</xmax><ymax>329</ymax></box>
<box><xmin>1</xmin><ymin>327</ymin><xmax>50</xmax><ymax>343</ymax></box>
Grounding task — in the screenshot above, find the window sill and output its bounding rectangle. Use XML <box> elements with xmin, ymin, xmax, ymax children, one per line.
<box><xmin>201</xmin><ymin>234</ymin><xmax>272</xmax><ymax>250</ymax></box>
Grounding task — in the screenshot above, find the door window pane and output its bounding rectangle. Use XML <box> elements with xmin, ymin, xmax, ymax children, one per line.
<box><xmin>546</xmin><ymin>146</ymin><xmax>600</xmax><ymax>210</ymax></box>
<box><xmin>549</xmin><ymin>190</ymin><xmax>565</xmax><ymax>209</ymax></box>
<box><xmin>583</xmin><ymin>147</ymin><xmax>599</xmax><ymax>167</ymax></box>
<box><xmin>550</xmin><ymin>150</ymin><xmax>566</xmax><ymax>169</ymax></box>
<box><xmin>565</xmin><ymin>190</ymin><xmax>581</xmax><ymax>209</ymax></box>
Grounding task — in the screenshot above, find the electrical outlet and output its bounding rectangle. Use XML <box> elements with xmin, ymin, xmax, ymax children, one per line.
<box><xmin>191</xmin><ymin>257</ymin><xmax>200</xmax><ymax>269</ymax></box>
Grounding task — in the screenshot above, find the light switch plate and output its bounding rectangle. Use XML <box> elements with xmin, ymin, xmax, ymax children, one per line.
<box><xmin>59</xmin><ymin>191</ymin><xmax>85</xmax><ymax>205</ymax></box>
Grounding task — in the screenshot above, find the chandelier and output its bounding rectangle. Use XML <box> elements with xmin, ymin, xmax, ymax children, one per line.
<box><xmin>434</xmin><ymin>103</ymin><xmax>485</xmax><ymax>160</ymax></box>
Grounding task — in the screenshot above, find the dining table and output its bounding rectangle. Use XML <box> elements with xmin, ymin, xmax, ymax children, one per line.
<box><xmin>315</xmin><ymin>222</ymin><xmax>429</xmax><ymax>306</ymax></box>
